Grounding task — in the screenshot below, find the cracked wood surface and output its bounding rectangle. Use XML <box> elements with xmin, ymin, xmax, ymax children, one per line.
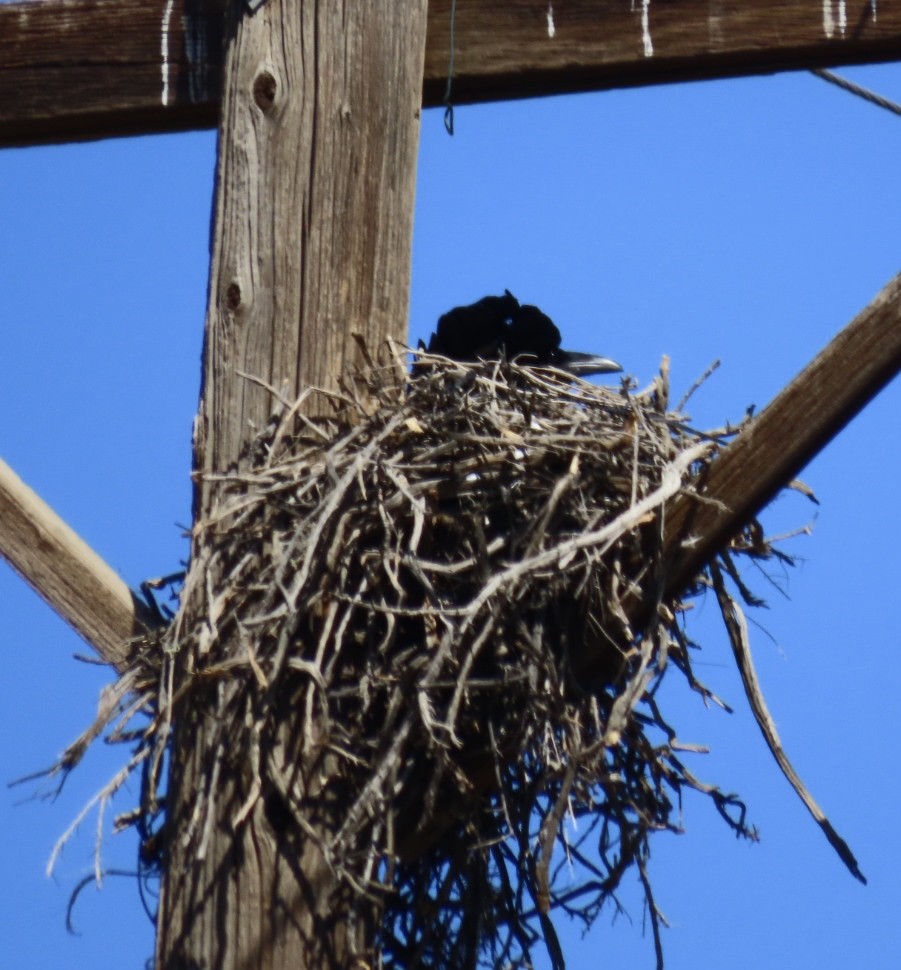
<box><xmin>1</xmin><ymin>0</ymin><xmax>898</xmax><ymax>147</ymax></box>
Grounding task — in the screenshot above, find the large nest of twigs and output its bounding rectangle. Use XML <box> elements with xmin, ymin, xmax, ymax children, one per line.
<box><xmin>49</xmin><ymin>352</ymin><xmax>858</xmax><ymax>968</ymax></box>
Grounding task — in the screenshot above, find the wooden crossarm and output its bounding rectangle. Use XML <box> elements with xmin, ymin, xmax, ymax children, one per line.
<box><xmin>1</xmin><ymin>0</ymin><xmax>899</xmax><ymax>147</ymax></box>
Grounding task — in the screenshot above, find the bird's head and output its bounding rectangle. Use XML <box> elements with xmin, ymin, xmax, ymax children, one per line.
<box><xmin>506</xmin><ymin>304</ymin><xmax>622</xmax><ymax>377</ymax></box>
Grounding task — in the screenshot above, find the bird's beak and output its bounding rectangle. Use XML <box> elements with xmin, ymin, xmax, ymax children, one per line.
<box><xmin>558</xmin><ymin>350</ymin><xmax>623</xmax><ymax>378</ymax></box>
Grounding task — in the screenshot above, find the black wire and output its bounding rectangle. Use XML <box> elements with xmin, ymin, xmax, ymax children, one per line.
<box><xmin>443</xmin><ymin>0</ymin><xmax>458</xmax><ymax>135</ymax></box>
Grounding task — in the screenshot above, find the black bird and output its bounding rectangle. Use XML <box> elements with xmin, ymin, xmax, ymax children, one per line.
<box><xmin>425</xmin><ymin>291</ymin><xmax>622</xmax><ymax>378</ymax></box>
<box><xmin>426</xmin><ymin>290</ymin><xmax>520</xmax><ymax>363</ymax></box>
<box><xmin>506</xmin><ymin>304</ymin><xmax>622</xmax><ymax>377</ymax></box>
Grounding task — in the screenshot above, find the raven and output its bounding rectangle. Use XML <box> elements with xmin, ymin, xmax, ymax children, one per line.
<box><xmin>426</xmin><ymin>290</ymin><xmax>520</xmax><ymax>363</ymax></box>
<box><xmin>425</xmin><ymin>291</ymin><xmax>621</xmax><ymax>378</ymax></box>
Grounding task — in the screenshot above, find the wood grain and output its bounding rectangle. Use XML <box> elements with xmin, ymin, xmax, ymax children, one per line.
<box><xmin>1</xmin><ymin>0</ymin><xmax>898</xmax><ymax>147</ymax></box>
<box><xmin>0</xmin><ymin>457</ymin><xmax>151</xmax><ymax>667</ymax></box>
<box><xmin>191</xmin><ymin>0</ymin><xmax>427</xmax><ymax>498</ymax></box>
<box><xmin>155</xmin><ymin>1</ymin><xmax>430</xmax><ymax>966</ymax></box>
<box><xmin>0</xmin><ymin>0</ymin><xmax>224</xmax><ymax>146</ymax></box>
<box><xmin>424</xmin><ymin>0</ymin><xmax>901</xmax><ymax>105</ymax></box>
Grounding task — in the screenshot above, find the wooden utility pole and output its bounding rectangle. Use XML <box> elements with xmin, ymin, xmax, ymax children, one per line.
<box><xmin>1</xmin><ymin>0</ymin><xmax>900</xmax><ymax>967</ymax></box>
<box><xmin>154</xmin><ymin>1</ymin><xmax>427</xmax><ymax>966</ymax></box>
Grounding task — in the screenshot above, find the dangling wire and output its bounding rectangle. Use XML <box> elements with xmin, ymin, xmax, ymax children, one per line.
<box><xmin>443</xmin><ymin>0</ymin><xmax>458</xmax><ymax>135</ymax></box>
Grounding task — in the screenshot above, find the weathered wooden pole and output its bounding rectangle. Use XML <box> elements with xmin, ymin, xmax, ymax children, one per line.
<box><xmin>155</xmin><ymin>1</ymin><xmax>428</xmax><ymax>966</ymax></box>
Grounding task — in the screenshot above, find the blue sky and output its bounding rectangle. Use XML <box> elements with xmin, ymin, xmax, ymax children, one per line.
<box><xmin>2</xmin><ymin>60</ymin><xmax>900</xmax><ymax>969</ymax></box>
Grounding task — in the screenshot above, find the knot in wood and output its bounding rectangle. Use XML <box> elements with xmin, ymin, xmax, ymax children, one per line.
<box><xmin>252</xmin><ymin>71</ymin><xmax>278</xmax><ymax>114</ymax></box>
<box><xmin>225</xmin><ymin>281</ymin><xmax>243</xmax><ymax>312</ymax></box>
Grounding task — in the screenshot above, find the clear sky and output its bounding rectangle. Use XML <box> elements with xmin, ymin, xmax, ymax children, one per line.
<box><xmin>1</xmin><ymin>52</ymin><xmax>900</xmax><ymax>970</ymax></box>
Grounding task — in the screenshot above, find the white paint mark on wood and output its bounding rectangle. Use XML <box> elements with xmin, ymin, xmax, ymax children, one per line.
<box><xmin>547</xmin><ymin>3</ymin><xmax>555</xmax><ymax>39</ymax></box>
<box><xmin>822</xmin><ymin>1</ymin><xmax>847</xmax><ymax>38</ymax></box>
<box><xmin>161</xmin><ymin>0</ymin><xmax>175</xmax><ymax>106</ymax></box>
<box><xmin>641</xmin><ymin>0</ymin><xmax>653</xmax><ymax>57</ymax></box>
<box><xmin>708</xmin><ymin>0</ymin><xmax>726</xmax><ymax>47</ymax></box>
<box><xmin>822</xmin><ymin>0</ymin><xmax>834</xmax><ymax>37</ymax></box>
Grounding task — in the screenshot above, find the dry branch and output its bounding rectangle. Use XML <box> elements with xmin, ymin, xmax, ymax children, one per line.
<box><xmin>710</xmin><ymin>561</ymin><xmax>865</xmax><ymax>885</ymax></box>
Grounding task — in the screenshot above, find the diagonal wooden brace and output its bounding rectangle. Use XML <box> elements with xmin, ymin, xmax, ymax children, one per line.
<box><xmin>0</xmin><ymin>458</ymin><xmax>153</xmax><ymax>668</ymax></box>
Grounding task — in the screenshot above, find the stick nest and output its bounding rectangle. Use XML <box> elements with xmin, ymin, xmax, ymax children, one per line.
<box><xmin>48</xmin><ymin>354</ymin><xmax>827</xmax><ymax>968</ymax></box>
